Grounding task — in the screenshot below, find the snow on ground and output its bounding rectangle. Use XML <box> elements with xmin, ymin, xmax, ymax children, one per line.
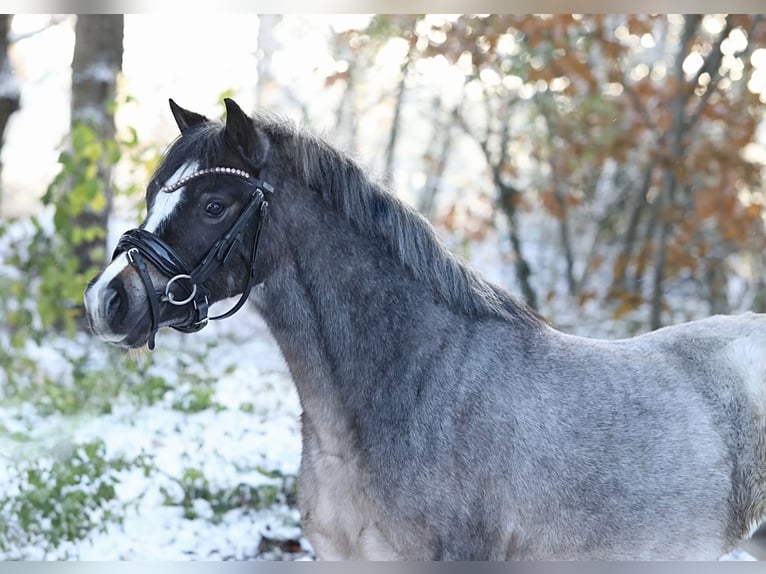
<box><xmin>0</xmin><ymin>300</ymin><xmax>316</xmax><ymax>560</ymax></box>
<box><xmin>71</xmin><ymin>320</ymin><xmax>307</xmax><ymax>560</ymax></box>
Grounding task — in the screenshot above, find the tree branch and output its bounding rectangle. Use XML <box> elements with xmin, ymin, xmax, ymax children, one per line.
<box><xmin>649</xmin><ymin>14</ymin><xmax>700</xmax><ymax>329</ymax></box>
<box><xmin>685</xmin><ymin>15</ymin><xmax>763</xmax><ymax>129</ymax></box>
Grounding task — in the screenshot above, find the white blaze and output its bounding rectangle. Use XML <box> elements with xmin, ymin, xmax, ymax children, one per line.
<box><xmin>144</xmin><ymin>161</ymin><xmax>198</xmax><ymax>232</ymax></box>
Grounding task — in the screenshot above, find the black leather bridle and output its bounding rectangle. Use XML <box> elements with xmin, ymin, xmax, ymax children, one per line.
<box><xmin>112</xmin><ymin>166</ymin><xmax>273</xmax><ymax>350</ymax></box>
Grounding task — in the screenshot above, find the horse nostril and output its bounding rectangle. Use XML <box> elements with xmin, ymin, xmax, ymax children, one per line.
<box><xmin>103</xmin><ymin>286</ymin><xmax>123</xmax><ymax>317</ymax></box>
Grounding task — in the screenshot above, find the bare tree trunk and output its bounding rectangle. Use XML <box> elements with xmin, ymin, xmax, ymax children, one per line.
<box><xmin>418</xmin><ymin>98</ymin><xmax>453</xmax><ymax>219</ymax></box>
<box><xmin>537</xmin><ymin>98</ymin><xmax>577</xmax><ymax>296</ymax></box>
<box><xmin>490</xmin><ymin>106</ymin><xmax>538</xmax><ymax>310</ymax></box>
<box><xmin>456</xmin><ymin>98</ymin><xmax>538</xmax><ymax>310</ymax></box>
<box><xmin>552</xmin><ymin>181</ymin><xmax>576</xmax><ymax>296</ymax></box>
<box><xmin>753</xmin><ymin>254</ymin><xmax>766</xmax><ymax>314</ymax></box>
<box><xmin>497</xmin><ymin>178</ymin><xmax>538</xmax><ymax>310</ymax></box>
<box><xmin>0</xmin><ymin>14</ymin><xmax>19</xmax><ymax>215</ymax></box>
<box><xmin>333</xmin><ymin>59</ymin><xmax>359</xmax><ymax>153</ymax></box>
<box><xmin>615</xmin><ymin>162</ymin><xmax>654</xmax><ymax>292</ymax></box>
<box><xmin>649</xmin><ymin>15</ymin><xmax>701</xmax><ymax>330</ymax></box>
<box><xmin>382</xmin><ymin>50</ymin><xmax>412</xmax><ymax>188</ymax></box>
<box><xmin>70</xmin><ymin>14</ymin><xmax>123</xmax><ymax>276</ymax></box>
<box><xmin>705</xmin><ymin>256</ymin><xmax>729</xmax><ymax>314</ymax></box>
<box><xmin>71</xmin><ymin>15</ymin><xmax>123</xmax><ymax>141</ymax></box>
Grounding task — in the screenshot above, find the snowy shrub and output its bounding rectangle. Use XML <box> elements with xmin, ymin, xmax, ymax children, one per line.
<box><xmin>0</xmin><ymin>337</ymin><xmax>136</xmax><ymax>416</ymax></box>
<box><xmin>161</xmin><ymin>466</ymin><xmax>298</xmax><ymax>524</ymax></box>
<box><xmin>0</xmin><ymin>439</ymin><xmax>154</xmax><ymax>558</ymax></box>
<box><xmin>171</xmin><ymin>385</ymin><xmax>222</xmax><ymax>414</ymax></box>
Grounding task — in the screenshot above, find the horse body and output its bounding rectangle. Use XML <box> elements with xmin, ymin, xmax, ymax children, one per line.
<box><xmin>84</xmin><ymin>99</ymin><xmax>766</xmax><ymax>560</ymax></box>
<box><xmin>255</xmin><ymin>205</ymin><xmax>766</xmax><ymax>558</ymax></box>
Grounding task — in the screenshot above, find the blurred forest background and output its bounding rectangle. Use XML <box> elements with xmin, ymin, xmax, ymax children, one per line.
<box><xmin>3</xmin><ymin>14</ymin><xmax>766</xmax><ymax>335</ymax></box>
<box><xmin>3</xmin><ymin>14</ymin><xmax>766</xmax><ymax>337</ymax></box>
<box><xmin>1</xmin><ymin>13</ymin><xmax>766</xmax><ymax>559</ymax></box>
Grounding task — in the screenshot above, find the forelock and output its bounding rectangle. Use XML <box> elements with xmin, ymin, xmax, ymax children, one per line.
<box><xmin>150</xmin><ymin>122</ymin><xmax>225</xmax><ymax>198</ymax></box>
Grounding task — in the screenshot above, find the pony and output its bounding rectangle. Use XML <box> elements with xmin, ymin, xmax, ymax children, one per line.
<box><xmin>84</xmin><ymin>98</ymin><xmax>766</xmax><ymax>560</ymax></box>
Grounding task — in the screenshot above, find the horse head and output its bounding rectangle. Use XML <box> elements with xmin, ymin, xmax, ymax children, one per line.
<box><xmin>84</xmin><ymin>99</ymin><xmax>273</xmax><ymax>349</ymax></box>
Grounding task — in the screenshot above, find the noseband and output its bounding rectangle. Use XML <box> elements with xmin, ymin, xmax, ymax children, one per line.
<box><xmin>112</xmin><ymin>167</ymin><xmax>273</xmax><ymax>350</ymax></box>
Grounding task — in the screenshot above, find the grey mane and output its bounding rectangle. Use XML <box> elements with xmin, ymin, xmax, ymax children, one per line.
<box><xmin>255</xmin><ymin>113</ymin><xmax>543</xmax><ymax>328</ymax></box>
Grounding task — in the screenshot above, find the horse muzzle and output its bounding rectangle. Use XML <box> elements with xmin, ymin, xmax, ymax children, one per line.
<box><xmin>83</xmin><ymin>247</ymin><xmax>198</xmax><ymax>349</ymax></box>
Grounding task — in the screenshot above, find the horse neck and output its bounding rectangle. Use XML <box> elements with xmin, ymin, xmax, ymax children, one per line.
<box><xmin>254</xmin><ymin>184</ymin><xmax>468</xmax><ymax>417</ymax></box>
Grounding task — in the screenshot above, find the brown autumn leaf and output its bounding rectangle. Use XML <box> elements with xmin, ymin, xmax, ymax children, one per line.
<box><xmin>612</xmin><ymin>292</ymin><xmax>645</xmax><ymax>319</ymax></box>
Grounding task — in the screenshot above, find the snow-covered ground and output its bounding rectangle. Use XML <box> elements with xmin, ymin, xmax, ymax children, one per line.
<box><xmin>0</xmin><ymin>293</ymin><xmax>315</xmax><ymax>560</ymax></box>
<box><xmin>70</xmin><ymin>313</ymin><xmax>308</xmax><ymax>561</ymax></box>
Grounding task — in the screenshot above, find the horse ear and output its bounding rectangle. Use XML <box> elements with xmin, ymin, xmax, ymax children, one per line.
<box><xmin>169</xmin><ymin>99</ymin><xmax>208</xmax><ymax>134</ymax></box>
<box><xmin>223</xmin><ymin>98</ymin><xmax>269</xmax><ymax>168</ymax></box>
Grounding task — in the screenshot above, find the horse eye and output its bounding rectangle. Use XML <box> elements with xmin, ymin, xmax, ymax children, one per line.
<box><xmin>205</xmin><ymin>201</ymin><xmax>225</xmax><ymax>217</ymax></box>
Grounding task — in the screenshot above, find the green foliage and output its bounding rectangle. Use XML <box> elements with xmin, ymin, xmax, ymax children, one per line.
<box><xmin>3</xmin><ymin>354</ymin><xmax>117</xmax><ymax>416</ymax></box>
<box><xmin>0</xmin><ymin>98</ymin><xmax>159</xmax><ymax>344</ymax></box>
<box><xmin>36</xmin><ymin>122</ymin><xmax>113</xmax><ymax>334</ymax></box>
<box><xmin>0</xmin><ymin>343</ymin><xmax>154</xmax><ymax>416</ymax></box>
<box><xmin>161</xmin><ymin>466</ymin><xmax>297</xmax><ymax>524</ymax></box>
<box><xmin>365</xmin><ymin>14</ymin><xmax>421</xmax><ymax>41</ymax></box>
<box><xmin>0</xmin><ymin>336</ymin><xmax>230</xmax><ymax>419</ymax></box>
<box><xmin>0</xmin><ymin>330</ymin><xmax>297</xmax><ymax>557</ymax></box>
<box><xmin>129</xmin><ymin>373</ymin><xmax>174</xmax><ymax>406</ymax></box>
<box><xmin>0</xmin><ymin>439</ymin><xmax>154</xmax><ymax>557</ymax></box>
<box><xmin>168</xmin><ymin>346</ymin><xmax>226</xmax><ymax>413</ymax></box>
<box><xmin>172</xmin><ymin>384</ymin><xmax>222</xmax><ymax>414</ymax></box>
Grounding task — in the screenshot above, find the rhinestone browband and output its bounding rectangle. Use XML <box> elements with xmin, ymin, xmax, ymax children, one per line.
<box><xmin>160</xmin><ymin>166</ymin><xmax>253</xmax><ymax>194</ymax></box>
